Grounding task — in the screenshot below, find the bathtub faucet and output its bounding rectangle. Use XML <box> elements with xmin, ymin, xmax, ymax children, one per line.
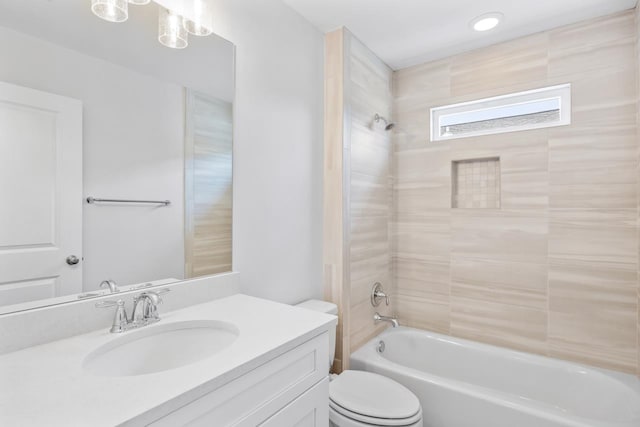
<box><xmin>374</xmin><ymin>312</ymin><xmax>399</xmax><ymax>328</ymax></box>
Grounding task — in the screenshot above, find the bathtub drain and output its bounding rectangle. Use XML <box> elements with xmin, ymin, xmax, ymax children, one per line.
<box><xmin>377</xmin><ymin>340</ymin><xmax>385</xmax><ymax>353</ymax></box>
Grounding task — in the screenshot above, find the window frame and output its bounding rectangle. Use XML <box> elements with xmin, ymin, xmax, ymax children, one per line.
<box><xmin>430</xmin><ymin>84</ymin><xmax>571</xmax><ymax>142</ymax></box>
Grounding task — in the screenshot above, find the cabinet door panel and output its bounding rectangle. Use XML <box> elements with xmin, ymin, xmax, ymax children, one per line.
<box><xmin>259</xmin><ymin>378</ymin><xmax>329</xmax><ymax>427</ymax></box>
<box><xmin>149</xmin><ymin>332</ymin><xmax>329</xmax><ymax>427</ymax></box>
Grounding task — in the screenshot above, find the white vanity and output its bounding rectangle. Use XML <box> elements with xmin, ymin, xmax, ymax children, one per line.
<box><xmin>0</xmin><ymin>294</ymin><xmax>336</xmax><ymax>426</ymax></box>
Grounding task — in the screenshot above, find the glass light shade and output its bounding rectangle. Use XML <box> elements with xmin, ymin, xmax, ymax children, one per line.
<box><xmin>128</xmin><ymin>0</ymin><xmax>151</xmax><ymax>4</ymax></box>
<box><xmin>183</xmin><ymin>0</ymin><xmax>212</xmax><ymax>36</ymax></box>
<box><xmin>91</xmin><ymin>0</ymin><xmax>128</xmax><ymax>23</ymax></box>
<box><xmin>183</xmin><ymin>19</ymin><xmax>213</xmax><ymax>36</ymax></box>
<box><xmin>158</xmin><ymin>8</ymin><xmax>188</xmax><ymax>49</ymax></box>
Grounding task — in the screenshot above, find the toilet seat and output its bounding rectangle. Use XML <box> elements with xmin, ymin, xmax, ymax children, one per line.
<box><xmin>330</xmin><ymin>400</ymin><xmax>423</xmax><ymax>426</ymax></box>
<box><xmin>329</xmin><ymin>370</ymin><xmax>422</xmax><ymax>426</ymax></box>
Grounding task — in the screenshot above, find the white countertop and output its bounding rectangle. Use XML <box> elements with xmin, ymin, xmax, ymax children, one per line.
<box><xmin>0</xmin><ymin>294</ymin><xmax>336</xmax><ymax>426</ymax></box>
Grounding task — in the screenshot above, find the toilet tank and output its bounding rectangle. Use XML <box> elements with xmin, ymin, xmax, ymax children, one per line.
<box><xmin>296</xmin><ymin>299</ymin><xmax>337</xmax><ymax>369</ymax></box>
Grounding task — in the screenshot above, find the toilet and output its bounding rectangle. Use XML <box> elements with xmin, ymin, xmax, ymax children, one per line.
<box><xmin>296</xmin><ymin>300</ymin><xmax>423</xmax><ymax>427</ymax></box>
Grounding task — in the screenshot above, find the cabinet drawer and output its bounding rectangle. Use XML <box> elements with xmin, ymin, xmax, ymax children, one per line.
<box><xmin>259</xmin><ymin>378</ymin><xmax>329</xmax><ymax>427</ymax></box>
<box><xmin>149</xmin><ymin>332</ymin><xmax>328</xmax><ymax>427</ymax></box>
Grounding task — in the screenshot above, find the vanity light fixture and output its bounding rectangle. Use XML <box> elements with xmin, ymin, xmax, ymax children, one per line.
<box><xmin>91</xmin><ymin>0</ymin><xmax>128</xmax><ymax>23</ymax></box>
<box><xmin>183</xmin><ymin>0</ymin><xmax>213</xmax><ymax>36</ymax></box>
<box><xmin>90</xmin><ymin>0</ymin><xmax>215</xmax><ymax>49</ymax></box>
<box><xmin>158</xmin><ymin>7</ymin><xmax>189</xmax><ymax>49</ymax></box>
<box><xmin>470</xmin><ymin>12</ymin><xmax>503</xmax><ymax>32</ymax></box>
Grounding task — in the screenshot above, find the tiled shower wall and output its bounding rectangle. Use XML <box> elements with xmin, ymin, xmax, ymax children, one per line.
<box><xmin>346</xmin><ymin>33</ymin><xmax>395</xmax><ymax>354</ymax></box>
<box><xmin>393</xmin><ymin>10</ymin><xmax>640</xmax><ymax>374</ymax></box>
<box><xmin>324</xmin><ymin>28</ymin><xmax>394</xmax><ymax>372</ymax></box>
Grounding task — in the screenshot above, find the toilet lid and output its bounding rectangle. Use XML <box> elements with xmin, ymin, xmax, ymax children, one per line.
<box><xmin>330</xmin><ymin>371</ymin><xmax>421</xmax><ymax>420</ymax></box>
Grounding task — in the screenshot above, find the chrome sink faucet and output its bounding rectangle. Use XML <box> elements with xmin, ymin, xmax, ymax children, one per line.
<box><xmin>132</xmin><ymin>291</ymin><xmax>163</xmax><ymax>324</ymax></box>
<box><xmin>96</xmin><ymin>289</ymin><xmax>169</xmax><ymax>333</ymax></box>
<box><xmin>100</xmin><ymin>279</ymin><xmax>119</xmax><ymax>293</ymax></box>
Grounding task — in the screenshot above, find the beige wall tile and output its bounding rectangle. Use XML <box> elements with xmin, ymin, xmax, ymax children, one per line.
<box><xmin>394</xmin><ymin>211</ymin><xmax>451</xmax><ymax>262</ymax></box>
<box><xmin>549</xmin><ymin>11</ymin><xmax>635</xmax><ymax>52</ymax></box>
<box><xmin>450</xmin><ymin>295</ymin><xmax>548</xmax><ymax>355</ymax></box>
<box><xmin>393</xmin><ymin>108</ymin><xmax>433</xmax><ymax>144</ymax></box>
<box><xmin>549</xmin><ymin>128</ymin><xmax>637</xmax><ymax>209</ymax></box>
<box><xmin>346</xmin><ymin>31</ymin><xmax>394</xmax><ymax>358</ymax></box>
<box><xmin>451</xmin><ymin>209</ymin><xmax>548</xmax><ymax>265</ymax></box>
<box><xmin>549</xmin><ymin>209</ymin><xmax>637</xmax><ymax>265</ymax></box>
<box><xmin>449</xmin><ymin>131</ymin><xmax>549</xmax><ymax>210</ymax></box>
<box><xmin>395</xmin><ymin>185</ymin><xmax>452</xmax><ymax>213</ymax></box>
<box><xmin>394</xmin><ymin>144</ymin><xmax>452</xmax><ymax>209</ymax></box>
<box><xmin>351</xmin><ymin>173</ymin><xmax>391</xmax><ymax>218</ymax></box>
<box><xmin>548</xmin><ymin>12</ymin><xmax>636</xmax><ymax>77</ymax></box>
<box><xmin>451</xmin><ymin>258</ymin><xmax>547</xmax><ymax>310</ymax></box>
<box><xmin>395</xmin><ymin>257</ymin><xmax>450</xmax><ymax>300</ymax></box>
<box><xmin>396</xmin><ymin>293</ymin><xmax>450</xmax><ymax>334</ymax></box>
<box><xmin>393</xmin><ymin>142</ymin><xmax>451</xmax><ymax>191</ymax></box>
<box><xmin>323</xmin><ymin>28</ymin><xmax>348</xmax><ymax>372</ymax></box>
<box><xmin>549</xmin><ymin>39</ymin><xmax>635</xmax><ymax>80</ymax></box>
<box><xmin>558</xmin><ymin>66</ymin><xmax>637</xmax><ymax>112</ymax></box>
<box><xmin>350</xmin><ymin>298</ymin><xmax>391</xmax><ymax>353</ymax></box>
<box><xmin>451</xmin><ymin>33</ymin><xmax>549</xmax><ymax>99</ymax></box>
<box><xmin>394</xmin><ymin>58</ymin><xmax>451</xmax><ymax>102</ymax></box>
<box><xmin>548</xmin><ymin>260</ymin><xmax>638</xmax><ymax>373</ymax></box>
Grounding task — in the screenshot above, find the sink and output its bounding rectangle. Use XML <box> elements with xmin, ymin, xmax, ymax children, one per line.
<box><xmin>83</xmin><ymin>320</ymin><xmax>239</xmax><ymax>377</ymax></box>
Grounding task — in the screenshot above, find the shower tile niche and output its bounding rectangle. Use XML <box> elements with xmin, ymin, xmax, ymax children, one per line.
<box><xmin>452</xmin><ymin>157</ymin><xmax>501</xmax><ymax>209</ymax></box>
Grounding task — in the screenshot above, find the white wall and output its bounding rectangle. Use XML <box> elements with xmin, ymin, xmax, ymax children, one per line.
<box><xmin>0</xmin><ymin>26</ymin><xmax>185</xmax><ymax>291</ymax></box>
<box><xmin>209</xmin><ymin>0</ymin><xmax>325</xmax><ymax>303</ymax></box>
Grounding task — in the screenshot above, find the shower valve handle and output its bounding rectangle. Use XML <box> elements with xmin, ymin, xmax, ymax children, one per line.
<box><xmin>371</xmin><ymin>282</ymin><xmax>390</xmax><ymax>307</ymax></box>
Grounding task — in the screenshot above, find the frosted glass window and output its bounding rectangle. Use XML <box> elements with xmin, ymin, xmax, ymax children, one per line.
<box><xmin>431</xmin><ymin>84</ymin><xmax>571</xmax><ymax>141</ymax></box>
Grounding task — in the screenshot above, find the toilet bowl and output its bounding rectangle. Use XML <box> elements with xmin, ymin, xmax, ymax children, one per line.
<box><xmin>296</xmin><ymin>300</ymin><xmax>423</xmax><ymax>427</ymax></box>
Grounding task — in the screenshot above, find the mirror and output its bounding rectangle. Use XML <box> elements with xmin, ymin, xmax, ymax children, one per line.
<box><xmin>0</xmin><ymin>1</ymin><xmax>234</xmax><ymax>313</ymax></box>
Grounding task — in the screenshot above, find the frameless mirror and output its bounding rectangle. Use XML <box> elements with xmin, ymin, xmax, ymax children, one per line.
<box><xmin>0</xmin><ymin>0</ymin><xmax>234</xmax><ymax>313</ymax></box>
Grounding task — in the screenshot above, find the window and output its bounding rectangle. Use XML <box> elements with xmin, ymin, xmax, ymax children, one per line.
<box><xmin>430</xmin><ymin>84</ymin><xmax>571</xmax><ymax>141</ymax></box>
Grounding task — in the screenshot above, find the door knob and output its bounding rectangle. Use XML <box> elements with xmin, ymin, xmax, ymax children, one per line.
<box><xmin>66</xmin><ymin>255</ymin><xmax>80</xmax><ymax>265</ymax></box>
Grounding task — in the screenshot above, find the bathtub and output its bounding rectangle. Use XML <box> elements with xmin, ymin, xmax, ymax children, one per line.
<box><xmin>350</xmin><ymin>327</ymin><xmax>640</xmax><ymax>427</ymax></box>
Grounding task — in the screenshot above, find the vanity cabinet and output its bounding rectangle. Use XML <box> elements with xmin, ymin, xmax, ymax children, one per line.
<box><xmin>148</xmin><ymin>332</ymin><xmax>329</xmax><ymax>427</ymax></box>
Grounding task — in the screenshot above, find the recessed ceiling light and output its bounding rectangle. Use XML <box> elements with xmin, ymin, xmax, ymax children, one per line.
<box><xmin>470</xmin><ymin>12</ymin><xmax>504</xmax><ymax>32</ymax></box>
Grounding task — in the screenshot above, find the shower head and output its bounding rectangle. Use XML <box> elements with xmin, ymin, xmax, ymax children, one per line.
<box><xmin>374</xmin><ymin>113</ymin><xmax>395</xmax><ymax>131</ymax></box>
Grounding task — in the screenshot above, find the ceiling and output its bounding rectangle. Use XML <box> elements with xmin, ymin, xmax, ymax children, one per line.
<box><xmin>283</xmin><ymin>0</ymin><xmax>638</xmax><ymax>70</ymax></box>
<box><xmin>0</xmin><ymin>0</ymin><xmax>235</xmax><ymax>101</ymax></box>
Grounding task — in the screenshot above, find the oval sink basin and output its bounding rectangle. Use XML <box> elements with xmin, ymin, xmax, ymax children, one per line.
<box><xmin>83</xmin><ymin>320</ymin><xmax>239</xmax><ymax>377</ymax></box>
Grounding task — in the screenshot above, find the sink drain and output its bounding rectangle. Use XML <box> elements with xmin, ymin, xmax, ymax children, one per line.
<box><xmin>377</xmin><ymin>340</ymin><xmax>385</xmax><ymax>353</ymax></box>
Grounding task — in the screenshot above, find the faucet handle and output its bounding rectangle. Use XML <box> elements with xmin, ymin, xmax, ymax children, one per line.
<box><xmin>152</xmin><ymin>288</ymin><xmax>171</xmax><ymax>300</ymax></box>
<box><xmin>138</xmin><ymin>290</ymin><xmax>165</xmax><ymax>305</ymax></box>
<box><xmin>371</xmin><ymin>282</ymin><xmax>390</xmax><ymax>307</ymax></box>
<box><xmin>96</xmin><ymin>299</ymin><xmax>129</xmax><ymax>333</ymax></box>
<box><xmin>95</xmin><ymin>299</ymin><xmax>124</xmax><ymax>308</ymax></box>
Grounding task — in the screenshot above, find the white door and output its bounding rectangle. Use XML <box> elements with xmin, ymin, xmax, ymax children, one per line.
<box><xmin>0</xmin><ymin>81</ymin><xmax>82</xmax><ymax>307</ymax></box>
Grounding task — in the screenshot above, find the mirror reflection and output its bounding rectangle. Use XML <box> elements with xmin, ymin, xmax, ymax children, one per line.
<box><xmin>0</xmin><ymin>0</ymin><xmax>234</xmax><ymax>312</ymax></box>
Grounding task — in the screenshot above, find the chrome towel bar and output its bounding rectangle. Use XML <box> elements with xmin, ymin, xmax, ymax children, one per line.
<box><xmin>86</xmin><ymin>197</ymin><xmax>171</xmax><ymax>206</ymax></box>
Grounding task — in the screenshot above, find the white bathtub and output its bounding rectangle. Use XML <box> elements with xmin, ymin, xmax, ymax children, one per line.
<box><xmin>350</xmin><ymin>327</ymin><xmax>640</xmax><ymax>427</ymax></box>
